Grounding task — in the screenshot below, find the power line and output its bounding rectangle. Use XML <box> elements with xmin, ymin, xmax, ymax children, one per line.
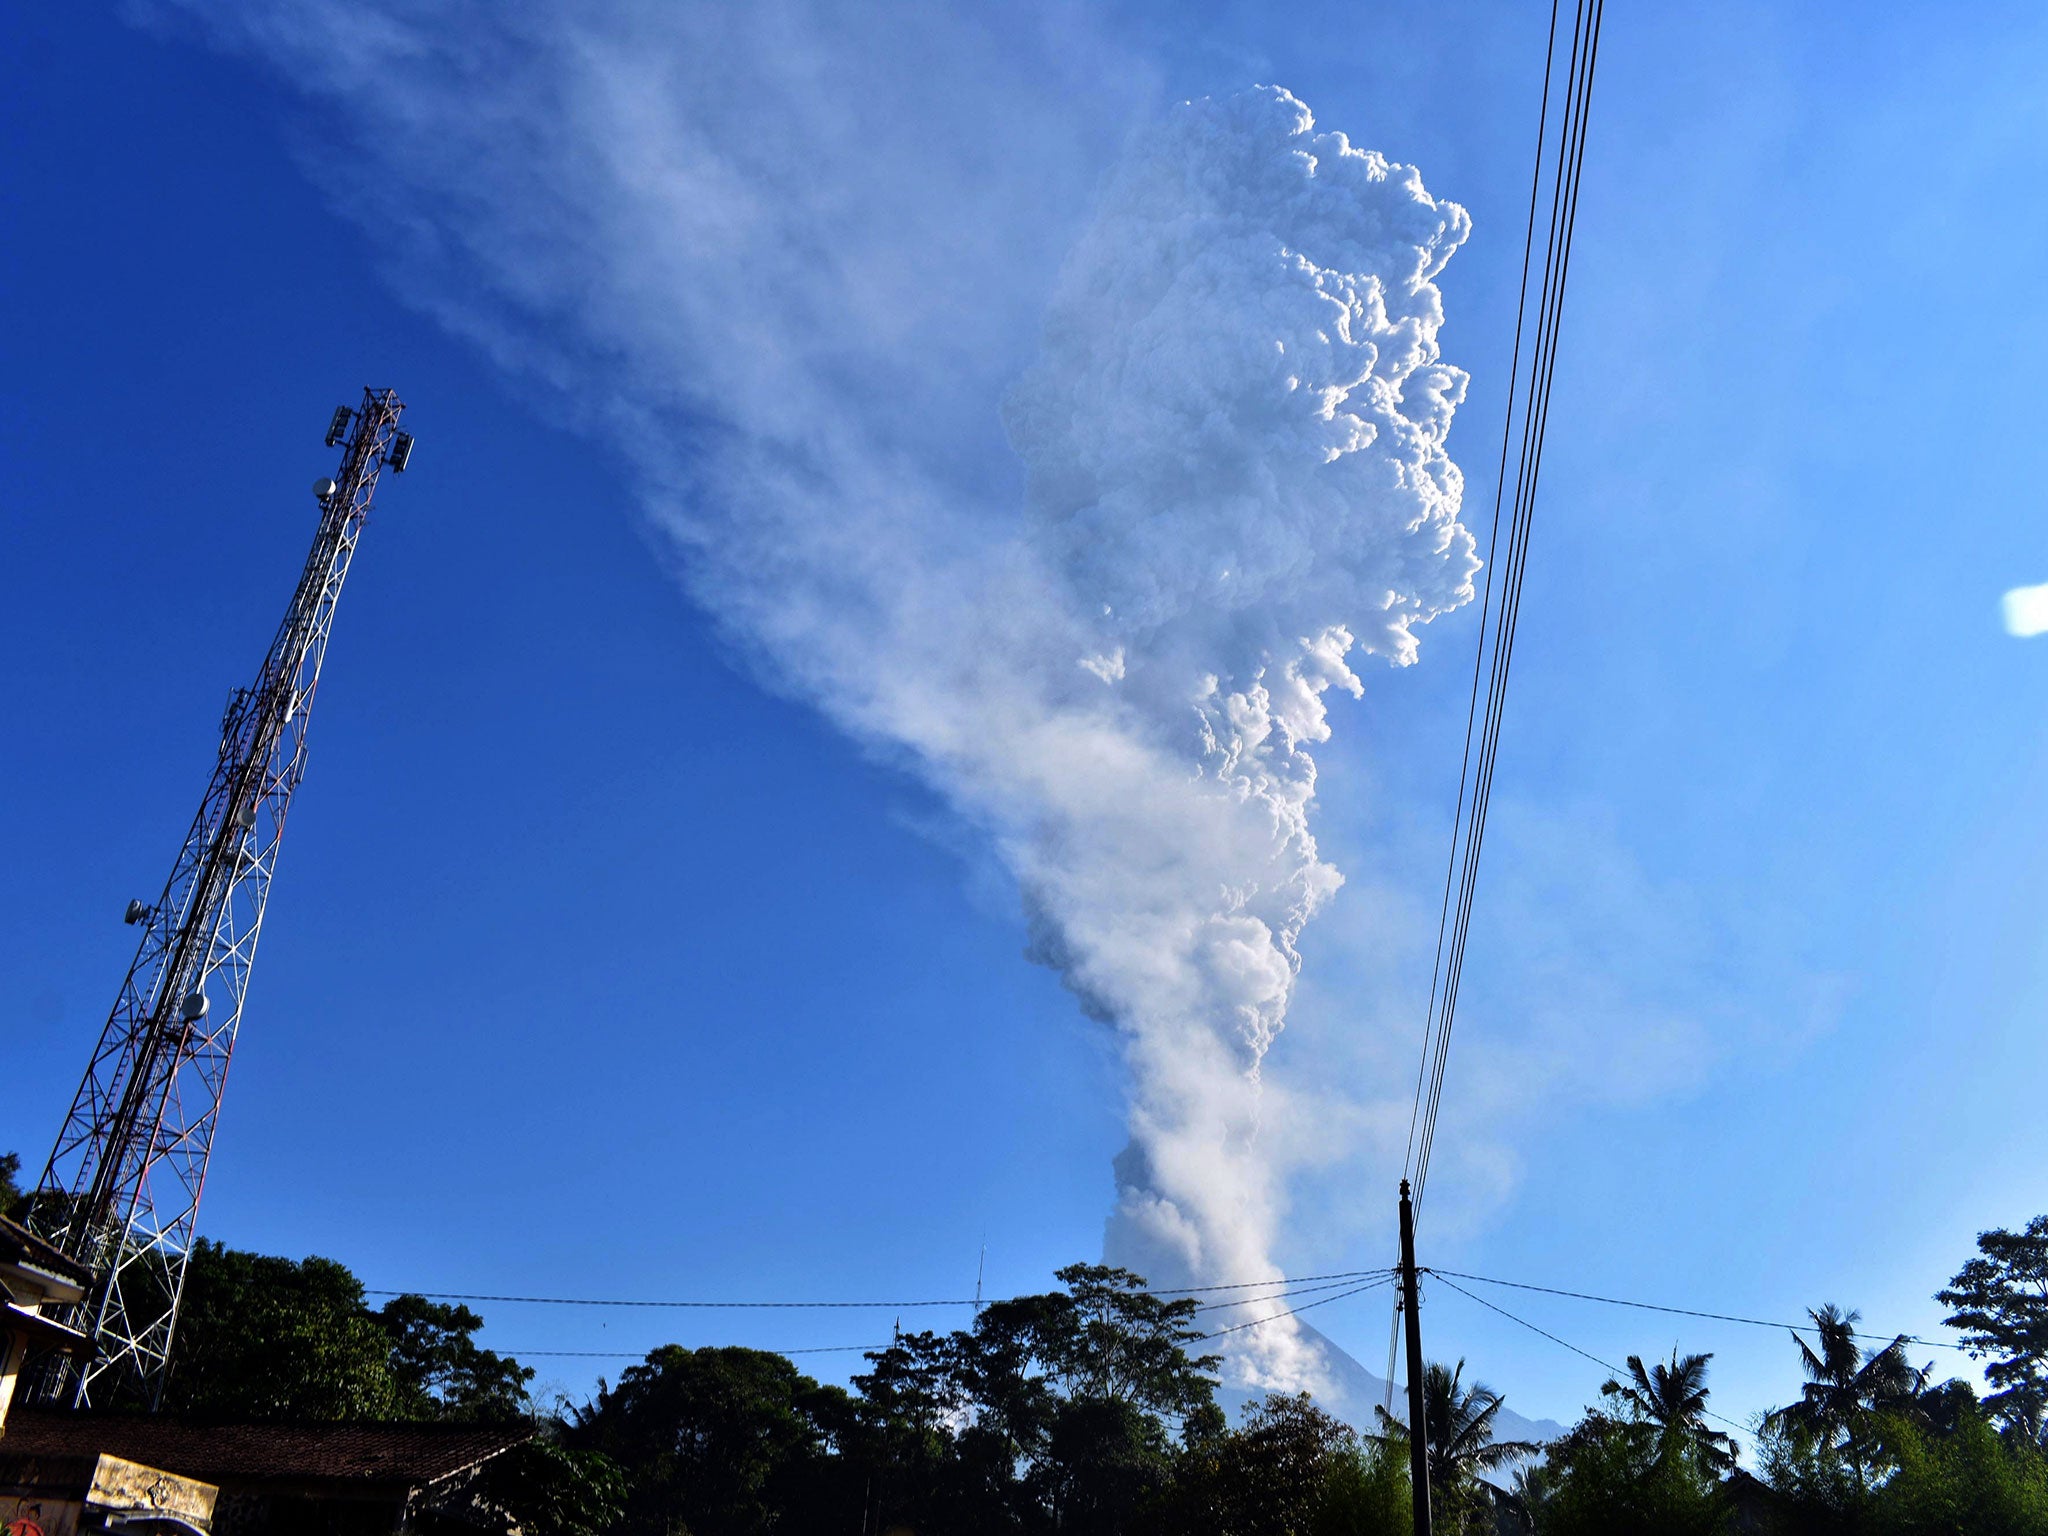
<box><xmin>361</xmin><ymin>1268</ymin><xmax>1393</xmax><ymax>1314</ymax></box>
<box><xmin>1411</xmin><ymin>0</ymin><xmax>1604</xmax><ymax>1222</ymax></box>
<box><xmin>1431</xmin><ymin>1272</ymin><xmax>1750</xmax><ymax>1437</ymax></box>
<box><xmin>1199</xmin><ymin>1276</ymin><xmax>1394</xmax><ymax>1341</ymax></box>
<box><xmin>1403</xmin><ymin>0</ymin><xmax>1566</xmax><ymax>1192</ymax></box>
<box><xmin>497</xmin><ymin>1278</ymin><xmax>1399</xmax><ymax>1358</ymax></box>
<box><xmin>1196</xmin><ymin>1273</ymin><xmax>1394</xmax><ymax>1314</ymax></box>
<box><xmin>509</xmin><ymin>1344</ymin><xmax>884</xmax><ymax>1358</ymax></box>
<box><xmin>1433</xmin><ymin>1273</ymin><xmax>1622</xmax><ymax>1376</ymax></box>
<box><xmin>1387</xmin><ymin>0</ymin><xmax>1595</xmax><ymax>1411</ymax></box>
<box><xmin>367</xmin><ymin>1292</ymin><xmax>979</xmax><ymax>1311</ymax></box>
<box><xmin>1157</xmin><ymin>1269</ymin><xmax>1386</xmax><ymax>1297</ymax></box>
<box><xmin>1431</xmin><ymin>1268</ymin><xmax>1967</xmax><ymax>1352</ymax></box>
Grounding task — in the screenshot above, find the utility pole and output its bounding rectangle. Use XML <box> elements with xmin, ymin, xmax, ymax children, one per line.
<box><xmin>29</xmin><ymin>391</ymin><xmax>413</xmax><ymax>1408</ymax></box>
<box><xmin>1399</xmin><ymin>1179</ymin><xmax>1432</xmax><ymax>1536</ymax></box>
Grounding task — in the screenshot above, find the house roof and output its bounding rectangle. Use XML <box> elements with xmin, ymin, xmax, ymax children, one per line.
<box><xmin>0</xmin><ymin>1411</ymin><xmax>532</xmax><ymax>1488</ymax></box>
<box><xmin>0</xmin><ymin>1216</ymin><xmax>92</xmax><ymax>1289</ymax></box>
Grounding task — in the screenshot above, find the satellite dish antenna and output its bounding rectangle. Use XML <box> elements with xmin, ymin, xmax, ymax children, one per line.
<box><xmin>313</xmin><ymin>477</ymin><xmax>340</xmax><ymax>501</ymax></box>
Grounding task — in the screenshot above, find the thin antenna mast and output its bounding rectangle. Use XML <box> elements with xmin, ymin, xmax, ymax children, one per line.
<box><xmin>29</xmin><ymin>391</ymin><xmax>413</xmax><ymax>1408</ymax></box>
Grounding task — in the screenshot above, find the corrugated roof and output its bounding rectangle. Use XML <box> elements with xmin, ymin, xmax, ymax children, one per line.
<box><xmin>0</xmin><ymin>1411</ymin><xmax>531</xmax><ymax>1487</ymax></box>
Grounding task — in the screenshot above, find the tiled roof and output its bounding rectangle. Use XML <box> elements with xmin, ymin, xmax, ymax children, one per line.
<box><xmin>0</xmin><ymin>1411</ymin><xmax>531</xmax><ymax>1487</ymax></box>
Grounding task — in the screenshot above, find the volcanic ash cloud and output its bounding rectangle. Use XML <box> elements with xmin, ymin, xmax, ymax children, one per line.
<box><xmin>969</xmin><ymin>84</ymin><xmax>1477</xmax><ymax>1387</ymax></box>
<box><xmin>175</xmin><ymin>0</ymin><xmax>1477</xmax><ymax>1388</ymax></box>
<box><xmin>668</xmin><ymin>82</ymin><xmax>1477</xmax><ymax>1392</ymax></box>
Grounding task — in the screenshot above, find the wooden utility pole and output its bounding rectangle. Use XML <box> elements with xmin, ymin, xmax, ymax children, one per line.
<box><xmin>1399</xmin><ymin>1179</ymin><xmax>1432</xmax><ymax>1536</ymax></box>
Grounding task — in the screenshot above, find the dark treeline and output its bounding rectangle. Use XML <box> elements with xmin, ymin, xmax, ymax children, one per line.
<box><xmin>12</xmin><ymin>1151</ymin><xmax>2048</xmax><ymax>1536</ymax></box>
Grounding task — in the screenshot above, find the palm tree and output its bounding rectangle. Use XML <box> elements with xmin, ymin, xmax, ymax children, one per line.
<box><xmin>1604</xmin><ymin>1349</ymin><xmax>1737</xmax><ymax>1473</ymax></box>
<box><xmin>1764</xmin><ymin>1303</ymin><xmax>1929</xmax><ymax>1488</ymax></box>
<box><xmin>1378</xmin><ymin>1359</ymin><xmax>1540</xmax><ymax>1506</ymax></box>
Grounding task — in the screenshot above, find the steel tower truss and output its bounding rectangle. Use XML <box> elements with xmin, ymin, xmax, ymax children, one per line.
<box><xmin>30</xmin><ymin>390</ymin><xmax>412</xmax><ymax>1408</ymax></box>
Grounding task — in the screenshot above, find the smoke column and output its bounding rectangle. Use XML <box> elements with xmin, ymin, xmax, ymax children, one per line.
<box><xmin>175</xmin><ymin>2</ymin><xmax>1475</xmax><ymax>1390</ymax></box>
<box><xmin>1001</xmin><ymin>86</ymin><xmax>1476</xmax><ymax>1386</ymax></box>
<box><xmin>665</xmin><ymin>84</ymin><xmax>1475</xmax><ymax>1388</ymax></box>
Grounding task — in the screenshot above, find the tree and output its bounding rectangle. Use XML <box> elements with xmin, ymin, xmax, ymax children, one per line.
<box><xmin>570</xmin><ymin>1344</ymin><xmax>853</xmax><ymax>1536</ymax></box>
<box><xmin>1149</xmin><ymin>1393</ymin><xmax>1363</xmax><ymax>1536</ymax></box>
<box><xmin>1868</xmin><ymin>1402</ymin><xmax>2048</xmax><ymax>1536</ymax></box>
<box><xmin>1757</xmin><ymin>1415</ymin><xmax>1866</xmax><ymax>1536</ymax></box>
<box><xmin>1602</xmin><ymin>1350</ymin><xmax>1736</xmax><ymax>1474</ymax></box>
<box><xmin>165</xmin><ymin>1240</ymin><xmax>407</xmax><ymax>1420</ymax></box>
<box><xmin>1764</xmin><ymin>1303</ymin><xmax>1927</xmax><ymax>1490</ymax></box>
<box><xmin>1313</xmin><ymin>1433</ymin><xmax>1412</xmax><ymax>1536</ymax></box>
<box><xmin>1020</xmin><ymin>1265</ymin><xmax>1219</xmax><ymax>1535</ymax></box>
<box><xmin>1524</xmin><ymin>1411</ymin><xmax>1728</xmax><ymax>1536</ymax></box>
<box><xmin>1228</xmin><ymin>1394</ymin><xmax>1359</xmax><ymax>1533</ymax></box>
<box><xmin>1029</xmin><ymin>1264</ymin><xmax>1221</xmax><ymax>1423</ymax></box>
<box><xmin>1377</xmin><ymin>1358</ymin><xmax>1538</xmax><ymax>1527</ymax></box>
<box><xmin>1938</xmin><ymin>1216</ymin><xmax>2048</xmax><ymax>1440</ymax></box>
<box><xmin>162</xmin><ymin>1240</ymin><xmax>534</xmax><ymax>1425</ymax></box>
<box><xmin>414</xmin><ymin>1436</ymin><xmax>627</xmax><ymax>1536</ymax></box>
<box><xmin>0</xmin><ymin>1152</ymin><xmax>25</xmax><ymax>1223</ymax></box>
<box><xmin>379</xmin><ymin>1292</ymin><xmax>533</xmax><ymax>1423</ymax></box>
<box><xmin>848</xmin><ymin>1329</ymin><xmax>975</xmax><ymax>1534</ymax></box>
<box><xmin>903</xmin><ymin>1263</ymin><xmax>1221</xmax><ymax>1534</ymax></box>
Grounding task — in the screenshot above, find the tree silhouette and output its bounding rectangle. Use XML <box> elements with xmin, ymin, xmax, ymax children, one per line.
<box><xmin>1937</xmin><ymin>1215</ymin><xmax>2048</xmax><ymax>1440</ymax></box>
<box><xmin>1764</xmin><ymin>1303</ymin><xmax>1927</xmax><ymax>1489</ymax></box>
<box><xmin>1603</xmin><ymin>1349</ymin><xmax>1736</xmax><ymax>1474</ymax></box>
<box><xmin>1378</xmin><ymin>1358</ymin><xmax>1538</xmax><ymax>1513</ymax></box>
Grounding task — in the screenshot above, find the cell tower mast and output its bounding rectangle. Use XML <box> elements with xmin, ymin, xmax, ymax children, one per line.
<box><xmin>29</xmin><ymin>390</ymin><xmax>414</xmax><ymax>1408</ymax></box>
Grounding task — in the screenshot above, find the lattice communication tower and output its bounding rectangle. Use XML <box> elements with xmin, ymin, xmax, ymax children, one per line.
<box><xmin>29</xmin><ymin>390</ymin><xmax>414</xmax><ymax>1408</ymax></box>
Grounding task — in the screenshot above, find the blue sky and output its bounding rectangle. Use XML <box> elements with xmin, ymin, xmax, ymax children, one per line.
<box><xmin>6</xmin><ymin>0</ymin><xmax>2048</xmax><ymax>1436</ymax></box>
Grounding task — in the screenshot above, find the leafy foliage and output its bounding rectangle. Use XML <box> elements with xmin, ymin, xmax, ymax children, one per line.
<box><xmin>1761</xmin><ymin>1390</ymin><xmax>2048</xmax><ymax>1536</ymax></box>
<box><xmin>1939</xmin><ymin>1216</ymin><xmax>2048</xmax><ymax>1440</ymax></box>
<box><xmin>1150</xmin><ymin>1392</ymin><xmax>1358</xmax><ymax>1536</ymax></box>
<box><xmin>1312</xmin><ymin>1432</ymin><xmax>1413</xmax><ymax>1536</ymax></box>
<box><xmin>164</xmin><ymin>1239</ymin><xmax>532</xmax><ymax>1423</ymax></box>
<box><xmin>1376</xmin><ymin>1356</ymin><xmax>1537</xmax><ymax>1527</ymax></box>
<box><xmin>827</xmin><ymin>1264</ymin><xmax>1226</xmax><ymax>1535</ymax></box>
<box><xmin>1522</xmin><ymin>1412</ymin><xmax>1728</xmax><ymax>1536</ymax></box>
<box><xmin>570</xmin><ymin>1344</ymin><xmax>855</xmax><ymax>1536</ymax></box>
<box><xmin>380</xmin><ymin>1291</ymin><xmax>535</xmax><ymax>1423</ymax></box>
<box><xmin>165</xmin><ymin>1240</ymin><xmax>410</xmax><ymax>1421</ymax></box>
<box><xmin>1763</xmin><ymin>1304</ymin><xmax>1927</xmax><ymax>1490</ymax></box>
<box><xmin>414</xmin><ymin>1435</ymin><xmax>627</xmax><ymax>1536</ymax></box>
<box><xmin>1870</xmin><ymin>1408</ymin><xmax>2048</xmax><ymax>1536</ymax></box>
<box><xmin>86</xmin><ymin>1195</ymin><xmax>2048</xmax><ymax>1536</ymax></box>
<box><xmin>1603</xmin><ymin>1349</ymin><xmax>1736</xmax><ymax>1474</ymax></box>
<box><xmin>0</xmin><ymin>1151</ymin><xmax>25</xmax><ymax>1223</ymax></box>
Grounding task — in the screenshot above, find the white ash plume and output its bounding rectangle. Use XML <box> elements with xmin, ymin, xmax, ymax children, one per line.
<box><xmin>168</xmin><ymin>0</ymin><xmax>1474</xmax><ymax>1391</ymax></box>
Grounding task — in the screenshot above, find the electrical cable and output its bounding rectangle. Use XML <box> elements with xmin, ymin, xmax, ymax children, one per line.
<box><xmin>1194</xmin><ymin>1273</ymin><xmax>1393</xmax><ymax>1313</ymax></box>
<box><xmin>1430</xmin><ymin>1268</ymin><xmax>1967</xmax><ymax>1352</ymax></box>
<box><xmin>1388</xmin><ymin>0</ymin><xmax>1579</xmax><ymax>1396</ymax></box>
<box><xmin>361</xmin><ymin>1268</ymin><xmax>1393</xmax><ymax>1313</ymax></box>
<box><xmin>509</xmin><ymin>1344</ymin><xmax>884</xmax><ymax>1358</ymax></box>
<box><xmin>1155</xmin><ymin>1268</ymin><xmax>1387</xmax><ymax>1296</ymax></box>
<box><xmin>1198</xmin><ymin>1276</ymin><xmax>1394</xmax><ymax>1341</ymax></box>
<box><xmin>1413</xmin><ymin>0</ymin><xmax>1603</xmax><ymax>1223</ymax></box>
<box><xmin>1431</xmin><ymin>1272</ymin><xmax>1749</xmax><ymax>1436</ymax></box>
<box><xmin>1433</xmin><ymin>1272</ymin><xmax>1623</xmax><ymax>1376</ymax></box>
<box><xmin>510</xmin><ymin>1279</ymin><xmax>1394</xmax><ymax>1361</ymax></box>
<box><xmin>490</xmin><ymin>1278</ymin><xmax>1397</xmax><ymax>1361</ymax></box>
<box><xmin>1404</xmin><ymin>0</ymin><xmax>1565</xmax><ymax>1190</ymax></box>
<box><xmin>365</xmin><ymin>1292</ymin><xmax>979</xmax><ymax>1311</ymax></box>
